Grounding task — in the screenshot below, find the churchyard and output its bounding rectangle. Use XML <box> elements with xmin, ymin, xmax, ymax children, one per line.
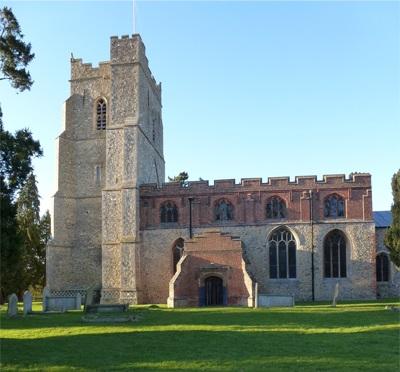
<box><xmin>1</xmin><ymin>299</ymin><xmax>399</xmax><ymax>371</ymax></box>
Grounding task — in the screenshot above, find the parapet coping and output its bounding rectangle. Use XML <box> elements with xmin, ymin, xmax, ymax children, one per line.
<box><xmin>140</xmin><ymin>173</ymin><xmax>371</xmax><ymax>192</ymax></box>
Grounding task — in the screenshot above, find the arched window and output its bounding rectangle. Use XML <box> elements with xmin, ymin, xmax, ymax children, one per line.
<box><xmin>324</xmin><ymin>194</ymin><xmax>345</xmax><ymax>218</ymax></box>
<box><xmin>269</xmin><ymin>227</ymin><xmax>296</xmax><ymax>279</ymax></box>
<box><xmin>172</xmin><ymin>238</ymin><xmax>184</xmax><ymax>274</ymax></box>
<box><xmin>324</xmin><ymin>230</ymin><xmax>347</xmax><ymax>278</ymax></box>
<box><xmin>266</xmin><ymin>196</ymin><xmax>286</xmax><ymax>219</ymax></box>
<box><xmin>215</xmin><ymin>199</ymin><xmax>234</xmax><ymax>221</ymax></box>
<box><xmin>96</xmin><ymin>98</ymin><xmax>107</xmax><ymax>130</ymax></box>
<box><xmin>160</xmin><ymin>201</ymin><xmax>178</xmax><ymax>223</ymax></box>
<box><xmin>376</xmin><ymin>253</ymin><xmax>389</xmax><ymax>282</ymax></box>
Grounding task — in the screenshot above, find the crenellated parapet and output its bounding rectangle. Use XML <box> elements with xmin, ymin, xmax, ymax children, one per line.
<box><xmin>140</xmin><ymin>173</ymin><xmax>371</xmax><ymax>194</ymax></box>
<box><xmin>139</xmin><ymin>173</ymin><xmax>372</xmax><ymax>229</ymax></box>
<box><xmin>70</xmin><ymin>59</ymin><xmax>110</xmax><ymax>81</ymax></box>
<box><xmin>110</xmin><ymin>34</ymin><xmax>161</xmax><ymax>102</ymax></box>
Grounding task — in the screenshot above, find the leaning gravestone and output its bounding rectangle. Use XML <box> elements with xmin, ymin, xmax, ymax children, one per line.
<box><xmin>23</xmin><ymin>290</ymin><xmax>33</xmax><ymax>315</ymax></box>
<box><xmin>8</xmin><ymin>293</ymin><xmax>18</xmax><ymax>317</ymax></box>
<box><xmin>332</xmin><ymin>282</ymin><xmax>340</xmax><ymax>307</ymax></box>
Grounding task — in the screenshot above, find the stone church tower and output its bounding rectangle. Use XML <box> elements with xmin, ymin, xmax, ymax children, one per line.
<box><xmin>47</xmin><ymin>35</ymin><xmax>165</xmax><ymax>303</ymax></box>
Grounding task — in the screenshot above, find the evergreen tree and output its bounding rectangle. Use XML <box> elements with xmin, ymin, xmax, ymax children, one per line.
<box><xmin>0</xmin><ymin>109</ymin><xmax>42</xmax><ymax>301</ymax></box>
<box><xmin>38</xmin><ymin>210</ymin><xmax>51</xmax><ymax>285</ymax></box>
<box><xmin>0</xmin><ymin>7</ymin><xmax>34</xmax><ymax>91</ymax></box>
<box><xmin>168</xmin><ymin>171</ymin><xmax>189</xmax><ymax>186</ymax></box>
<box><xmin>385</xmin><ymin>170</ymin><xmax>400</xmax><ymax>267</ymax></box>
<box><xmin>0</xmin><ymin>8</ymin><xmax>40</xmax><ymax>301</ymax></box>
<box><xmin>15</xmin><ymin>174</ymin><xmax>50</xmax><ymax>292</ymax></box>
<box><xmin>0</xmin><ymin>175</ymin><xmax>22</xmax><ymax>302</ymax></box>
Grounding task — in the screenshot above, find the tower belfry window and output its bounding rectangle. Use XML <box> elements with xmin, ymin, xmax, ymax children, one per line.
<box><xmin>96</xmin><ymin>98</ymin><xmax>107</xmax><ymax>130</ymax></box>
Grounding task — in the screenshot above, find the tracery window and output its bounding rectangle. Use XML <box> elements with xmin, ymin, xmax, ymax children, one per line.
<box><xmin>324</xmin><ymin>230</ymin><xmax>347</xmax><ymax>278</ymax></box>
<box><xmin>269</xmin><ymin>227</ymin><xmax>296</xmax><ymax>279</ymax></box>
<box><xmin>172</xmin><ymin>238</ymin><xmax>184</xmax><ymax>274</ymax></box>
<box><xmin>160</xmin><ymin>201</ymin><xmax>178</xmax><ymax>223</ymax></box>
<box><xmin>324</xmin><ymin>194</ymin><xmax>345</xmax><ymax>218</ymax></box>
<box><xmin>96</xmin><ymin>98</ymin><xmax>107</xmax><ymax>130</ymax></box>
<box><xmin>215</xmin><ymin>199</ymin><xmax>234</xmax><ymax>221</ymax></box>
<box><xmin>376</xmin><ymin>253</ymin><xmax>389</xmax><ymax>282</ymax></box>
<box><xmin>266</xmin><ymin>196</ymin><xmax>286</xmax><ymax>219</ymax></box>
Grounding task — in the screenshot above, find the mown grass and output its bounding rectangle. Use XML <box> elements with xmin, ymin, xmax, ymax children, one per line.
<box><xmin>1</xmin><ymin>300</ymin><xmax>399</xmax><ymax>371</ymax></box>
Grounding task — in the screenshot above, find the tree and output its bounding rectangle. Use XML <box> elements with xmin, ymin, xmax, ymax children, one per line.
<box><xmin>385</xmin><ymin>170</ymin><xmax>400</xmax><ymax>267</ymax></box>
<box><xmin>0</xmin><ymin>174</ymin><xmax>22</xmax><ymax>301</ymax></box>
<box><xmin>0</xmin><ymin>7</ymin><xmax>34</xmax><ymax>91</ymax></box>
<box><xmin>0</xmin><ymin>109</ymin><xmax>42</xmax><ymax>301</ymax></box>
<box><xmin>0</xmin><ymin>8</ymin><xmax>40</xmax><ymax>302</ymax></box>
<box><xmin>168</xmin><ymin>171</ymin><xmax>189</xmax><ymax>186</ymax></box>
<box><xmin>16</xmin><ymin>174</ymin><xmax>49</xmax><ymax>293</ymax></box>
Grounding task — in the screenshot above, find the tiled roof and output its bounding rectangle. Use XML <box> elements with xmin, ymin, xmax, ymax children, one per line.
<box><xmin>373</xmin><ymin>211</ymin><xmax>392</xmax><ymax>228</ymax></box>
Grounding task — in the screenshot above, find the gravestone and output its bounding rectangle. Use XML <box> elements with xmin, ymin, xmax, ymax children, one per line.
<box><xmin>85</xmin><ymin>286</ymin><xmax>95</xmax><ymax>307</ymax></box>
<box><xmin>76</xmin><ymin>293</ymin><xmax>82</xmax><ymax>310</ymax></box>
<box><xmin>8</xmin><ymin>293</ymin><xmax>18</xmax><ymax>317</ymax></box>
<box><xmin>258</xmin><ymin>294</ymin><xmax>294</xmax><ymax>307</ymax></box>
<box><xmin>332</xmin><ymin>282</ymin><xmax>340</xmax><ymax>307</ymax></box>
<box><xmin>23</xmin><ymin>290</ymin><xmax>33</xmax><ymax>315</ymax></box>
<box><xmin>42</xmin><ymin>286</ymin><xmax>50</xmax><ymax>312</ymax></box>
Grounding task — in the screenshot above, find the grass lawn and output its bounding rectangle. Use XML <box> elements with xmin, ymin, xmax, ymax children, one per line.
<box><xmin>1</xmin><ymin>300</ymin><xmax>399</xmax><ymax>371</ymax></box>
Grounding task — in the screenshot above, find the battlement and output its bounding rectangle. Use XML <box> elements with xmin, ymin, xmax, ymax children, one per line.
<box><xmin>140</xmin><ymin>173</ymin><xmax>371</xmax><ymax>195</ymax></box>
<box><xmin>70</xmin><ymin>34</ymin><xmax>161</xmax><ymax>99</ymax></box>
<box><xmin>110</xmin><ymin>34</ymin><xmax>161</xmax><ymax>99</ymax></box>
<box><xmin>70</xmin><ymin>58</ymin><xmax>110</xmax><ymax>81</ymax></box>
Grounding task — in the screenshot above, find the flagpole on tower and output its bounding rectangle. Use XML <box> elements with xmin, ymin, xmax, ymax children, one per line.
<box><xmin>133</xmin><ymin>0</ymin><xmax>137</xmax><ymax>34</ymax></box>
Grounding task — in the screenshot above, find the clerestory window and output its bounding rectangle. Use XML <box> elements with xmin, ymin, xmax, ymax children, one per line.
<box><xmin>324</xmin><ymin>194</ymin><xmax>345</xmax><ymax>218</ymax></box>
<box><xmin>266</xmin><ymin>196</ymin><xmax>286</xmax><ymax>219</ymax></box>
<box><xmin>215</xmin><ymin>199</ymin><xmax>234</xmax><ymax>221</ymax></box>
<box><xmin>160</xmin><ymin>201</ymin><xmax>178</xmax><ymax>223</ymax></box>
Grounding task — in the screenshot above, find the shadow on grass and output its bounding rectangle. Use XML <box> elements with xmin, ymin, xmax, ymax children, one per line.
<box><xmin>2</xmin><ymin>306</ymin><xmax>399</xmax><ymax>332</ymax></box>
<box><xmin>1</xmin><ymin>328</ymin><xmax>399</xmax><ymax>371</ymax></box>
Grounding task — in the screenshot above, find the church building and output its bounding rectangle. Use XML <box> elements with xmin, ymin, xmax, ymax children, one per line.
<box><xmin>47</xmin><ymin>35</ymin><xmax>399</xmax><ymax>306</ymax></box>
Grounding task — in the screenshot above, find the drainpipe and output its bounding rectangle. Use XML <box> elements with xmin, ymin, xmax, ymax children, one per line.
<box><xmin>188</xmin><ymin>197</ymin><xmax>194</xmax><ymax>239</ymax></box>
<box><xmin>310</xmin><ymin>190</ymin><xmax>315</xmax><ymax>302</ymax></box>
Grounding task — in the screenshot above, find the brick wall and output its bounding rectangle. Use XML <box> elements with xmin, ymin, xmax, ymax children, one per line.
<box><xmin>140</xmin><ymin>174</ymin><xmax>373</xmax><ymax>230</ymax></box>
<box><xmin>168</xmin><ymin>231</ymin><xmax>254</xmax><ymax>307</ymax></box>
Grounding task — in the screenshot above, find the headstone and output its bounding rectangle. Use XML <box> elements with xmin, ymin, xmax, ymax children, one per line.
<box><xmin>332</xmin><ymin>282</ymin><xmax>340</xmax><ymax>307</ymax></box>
<box><xmin>76</xmin><ymin>293</ymin><xmax>82</xmax><ymax>310</ymax></box>
<box><xmin>258</xmin><ymin>295</ymin><xmax>294</xmax><ymax>307</ymax></box>
<box><xmin>7</xmin><ymin>293</ymin><xmax>18</xmax><ymax>317</ymax></box>
<box><xmin>85</xmin><ymin>286</ymin><xmax>95</xmax><ymax>307</ymax></box>
<box><xmin>254</xmin><ymin>282</ymin><xmax>258</xmax><ymax>308</ymax></box>
<box><xmin>42</xmin><ymin>286</ymin><xmax>50</xmax><ymax>312</ymax></box>
<box><xmin>23</xmin><ymin>290</ymin><xmax>33</xmax><ymax>315</ymax></box>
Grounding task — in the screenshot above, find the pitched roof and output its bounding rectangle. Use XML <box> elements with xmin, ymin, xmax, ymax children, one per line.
<box><xmin>373</xmin><ymin>211</ymin><xmax>392</xmax><ymax>228</ymax></box>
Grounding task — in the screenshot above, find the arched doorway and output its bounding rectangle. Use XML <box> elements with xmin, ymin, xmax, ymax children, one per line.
<box><xmin>205</xmin><ymin>276</ymin><xmax>223</xmax><ymax>306</ymax></box>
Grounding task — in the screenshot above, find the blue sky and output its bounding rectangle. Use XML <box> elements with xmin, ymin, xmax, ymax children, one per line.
<box><xmin>1</xmin><ymin>0</ymin><xmax>399</xmax><ymax>214</ymax></box>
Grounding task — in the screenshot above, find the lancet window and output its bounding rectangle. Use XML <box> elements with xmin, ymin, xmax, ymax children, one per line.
<box><xmin>96</xmin><ymin>98</ymin><xmax>107</xmax><ymax>130</ymax></box>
